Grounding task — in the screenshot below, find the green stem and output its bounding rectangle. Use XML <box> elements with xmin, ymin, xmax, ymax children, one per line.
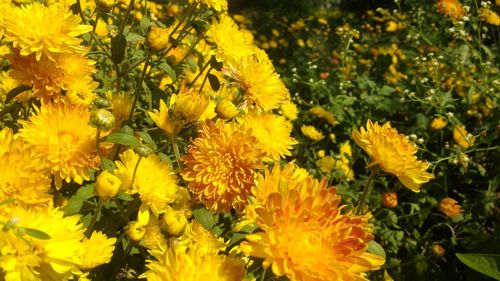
<box><xmin>95</xmin><ymin>128</ymin><xmax>103</xmax><ymax>170</ymax></box>
<box><xmin>190</xmin><ymin>59</ymin><xmax>211</xmax><ymax>87</ymax></box>
<box><xmin>117</xmin><ymin>0</ymin><xmax>136</xmax><ymax>36</ymax></box>
<box><xmin>130</xmin><ymin>156</ymin><xmax>143</xmax><ymax>189</ymax></box>
<box><xmin>198</xmin><ymin>67</ymin><xmax>212</xmax><ymax>94</ymax></box>
<box><xmin>354</xmin><ymin>168</ymin><xmax>379</xmax><ymax>215</ymax></box>
<box><xmin>171</xmin><ymin>135</ymin><xmax>182</xmax><ymax>172</ymax></box>
<box><xmin>86</xmin><ymin>198</ymin><xmax>104</xmax><ymax>236</ymax></box>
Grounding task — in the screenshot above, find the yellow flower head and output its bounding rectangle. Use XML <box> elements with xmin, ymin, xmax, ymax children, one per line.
<box><xmin>453</xmin><ymin>125</ymin><xmax>475</xmax><ymax>149</ymax></box>
<box><xmin>114</xmin><ymin>149</ymin><xmax>179</xmax><ymax>216</ymax></box>
<box><xmin>280</xmin><ymin>102</ymin><xmax>299</xmax><ymax>121</ymax></box>
<box><xmin>173</xmin><ymin>86</ymin><xmax>212</xmax><ymax>123</ymax></box>
<box><xmin>0</xmin><ymin>128</ymin><xmax>52</xmax><ymax>212</ymax></box>
<box><xmin>195</xmin><ymin>0</ymin><xmax>228</xmax><ymax>11</ymax></box>
<box><xmin>310</xmin><ymin>105</ymin><xmax>337</xmax><ymax>126</ymax></box>
<box><xmin>241</xmin><ymin>166</ymin><xmax>384</xmax><ymax>280</ymax></box>
<box><xmin>432</xmin><ymin>244</ymin><xmax>446</xmax><ymax>257</ymax></box>
<box><xmin>181</xmin><ymin>120</ymin><xmax>264</xmax><ymax>212</ymax></box>
<box><xmin>95</xmin><ymin>170</ymin><xmax>122</xmax><ymax>199</ymax></box>
<box><xmin>146</xmin><ymin>26</ymin><xmax>171</xmax><ymax>51</ymax></box>
<box><xmin>430</xmin><ymin>117</ymin><xmax>447</xmax><ymax>130</ymax></box>
<box><xmin>439</xmin><ymin>197</ymin><xmax>463</xmax><ymax>217</ymax></box>
<box><xmin>149</xmin><ymin>99</ymin><xmax>179</xmax><ymax>136</ymax></box>
<box><xmin>2</xmin><ymin>2</ymin><xmax>92</xmax><ymax>60</ymax></box>
<box><xmin>106</xmin><ymin>91</ymin><xmax>134</xmax><ymax>129</ymax></box>
<box><xmin>230</xmin><ymin>53</ymin><xmax>290</xmax><ymax>111</ymax></box>
<box><xmin>437</xmin><ymin>0</ymin><xmax>465</xmax><ymax>21</ymax></box>
<box><xmin>80</xmin><ymin>231</ymin><xmax>116</xmax><ymax>270</ymax></box>
<box><xmin>480</xmin><ymin>8</ymin><xmax>500</xmax><ymax>26</ymax></box>
<box><xmin>237</xmin><ymin>111</ymin><xmax>297</xmax><ymax>161</ymax></box>
<box><xmin>301</xmin><ymin>125</ymin><xmax>325</xmax><ymax>141</ymax></box>
<box><xmin>216</xmin><ymin>99</ymin><xmax>239</xmax><ymax>119</ymax></box>
<box><xmin>19</xmin><ymin>102</ymin><xmax>100</xmax><ymax>188</ymax></box>
<box><xmin>207</xmin><ymin>14</ymin><xmax>253</xmax><ymax>61</ymax></box>
<box><xmin>0</xmin><ymin>205</ymin><xmax>87</xmax><ymax>280</ymax></box>
<box><xmin>352</xmin><ymin>120</ymin><xmax>434</xmax><ymax>192</ymax></box>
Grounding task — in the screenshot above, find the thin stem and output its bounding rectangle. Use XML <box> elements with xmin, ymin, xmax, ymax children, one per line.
<box><xmin>86</xmin><ymin>198</ymin><xmax>104</xmax><ymax>236</ymax></box>
<box><xmin>95</xmin><ymin>128</ymin><xmax>103</xmax><ymax>169</ymax></box>
<box><xmin>171</xmin><ymin>135</ymin><xmax>182</xmax><ymax>172</ymax></box>
<box><xmin>354</xmin><ymin>168</ymin><xmax>379</xmax><ymax>215</ymax></box>
<box><xmin>198</xmin><ymin>67</ymin><xmax>212</xmax><ymax>94</ymax></box>
<box><xmin>190</xmin><ymin>59</ymin><xmax>211</xmax><ymax>87</ymax></box>
<box><xmin>130</xmin><ymin>156</ymin><xmax>143</xmax><ymax>189</ymax></box>
<box><xmin>127</xmin><ymin>52</ymin><xmax>152</xmax><ymax>121</ymax></box>
<box><xmin>118</xmin><ymin>0</ymin><xmax>136</xmax><ymax>36</ymax></box>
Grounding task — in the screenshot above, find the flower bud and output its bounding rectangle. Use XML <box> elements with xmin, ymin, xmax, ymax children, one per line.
<box><xmin>432</xmin><ymin>244</ymin><xmax>446</xmax><ymax>257</ymax></box>
<box><xmin>93</xmin><ymin>97</ymin><xmax>112</xmax><ymax>109</ymax></box>
<box><xmin>430</xmin><ymin>117</ymin><xmax>447</xmax><ymax>130</ymax></box>
<box><xmin>126</xmin><ymin>221</ymin><xmax>146</xmax><ymax>242</ymax></box>
<box><xmin>162</xmin><ymin>207</ymin><xmax>188</xmax><ymax>236</ymax></box>
<box><xmin>381</xmin><ymin>192</ymin><xmax>398</xmax><ymax>209</ymax></box>
<box><xmin>96</xmin><ymin>0</ymin><xmax>115</xmax><ymax>12</ymax></box>
<box><xmin>91</xmin><ymin>109</ymin><xmax>116</xmax><ymax>130</ymax></box>
<box><xmin>135</xmin><ymin>144</ymin><xmax>154</xmax><ymax>158</ymax></box>
<box><xmin>439</xmin><ymin>197</ymin><xmax>463</xmax><ymax>218</ymax></box>
<box><xmin>95</xmin><ymin>171</ymin><xmax>122</xmax><ymax>199</ymax></box>
<box><xmin>216</xmin><ymin>99</ymin><xmax>238</xmax><ymax>119</ymax></box>
<box><xmin>146</xmin><ymin>26</ymin><xmax>169</xmax><ymax>51</ymax></box>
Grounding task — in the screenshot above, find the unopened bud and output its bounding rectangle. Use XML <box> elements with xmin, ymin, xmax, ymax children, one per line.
<box><xmin>135</xmin><ymin>144</ymin><xmax>154</xmax><ymax>158</ymax></box>
<box><xmin>95</xmin><ymin>171</ymin><xmax>122</xmax><ymax>199</ymax></box>
<box><xmin>381</xmin><ymin>192</ymin><xmax>398</xmax><ymax>209</ymax></box>
<box><xmin>91</xmin><ymin>109</ymin><xmax>116</xmax><ymax>130</ymax></box>
<box><xmin>126</xmin><ymin>221</ymin><xmax>146</xmax><ymax>242</ymax></box>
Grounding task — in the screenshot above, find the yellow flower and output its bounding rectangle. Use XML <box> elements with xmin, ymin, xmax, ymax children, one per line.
<box><xmin>0</xmin><ymin>205</ymin><xmax>87</xmax><ymax>280</ymax></box>
<box><xmin>453</xmin><ymin>125</ymin><xmax>475</xmax><ymax>149</ymax></box>
<box><xmin>240</xmin><ymin>167</ymin><xmax>384</xmax><ymax>280</ymax></box>
<box><xmin>432</xmin><ymin>244</ymin><xmax>446</xmax><ymax>257</ymax></box>
<box><xmin>280</xmin><ymin>102</ymin><xmax>298</xmax><ymax>121</ymax></box>
<box><xmin>0</xmin><ymin>71</ymin><xmax>31</xmax><ymax>104</ymax></box>
<box><xmin>0</xmin><ymin>128</ymin><xmax>52</xmax><ymax>213</ymax></box>
<box><xmin>316</xmin><ymin>156</ymin><xmax>336</xmax><ymax>174</ymax></box>
<box><xmin>386</xmin><ymin>21</ymin><xmax>399</xmax><ymax>32</ymax></box>
<box><xmin>2</xmin><ymin>2</ymin><xmax>92</xmax><ymax>60</ymax></box>
<box><xmin>114</xmin><ymin>149</ymin><xmax>179</xmax><ymax>217</ymax></box>
<box><xmin>207</xmin><ymin>14</ymin><xmax>253</xmax><ymax>61</ymax></box>
<box><xmin>181</xmin><ymin>120</ymin><xmax>264</xmax><ymax>212</ymax></box>
<box><xmin>19</xmin><ymin>102</ymin><xmax>100</xmax><ymax>188</ymax></box>
<box><xmin>173</xmin><ymin>87</ymin><xmax>212</xmax><ymax>123</ymax></box>
<box><xmin>238</xmin><ymin>111</ymin><xmax>297</xmax><ymax>161</ymax></box>
<box><xmin>437</xmin><ymin>0</ymin><xmax>465</xmax><ymax>21</ymax></box>
<box><xmin>127</xmin><ymin>220</ymin><xmax>147</xmax><ymax>242</ymax></box>
<box><xmin>146</xmin><ymin>26</ymin><xmax>171</xmax><ymax>51</ymax></box>
<box><xmin>480</xmin><ymin>8</ymin><xmax>500</xmax><ymax>26</ymax></box>
<box><xmin>439</xmin><ymin>197</ymin><xmax>463</xmax><ymax>217</ymax></box>
<box><xmin>195</xmin><ymin>0</ymin><xmax>228</xmax><ymax>11</ymax></box>
<box><xmin>430</xmin><ymin>117</ymin><xmax>447</xmax><ymax>130</ymax></box>
<box><xmin>381</xmin><ymin>192</ymin><xmax>398</xmax><ymax>209</ymax></box>
<box><xmin>106</xmin><ymin>91</ymin><xmax>134</xmax><ymax>129</ymax></box>
<box><xmin>95</xmin><ymin>170</ymin><xmax>122</xmax><ymax>199</ymax></box>
<box><xmin>352</xmin><ymin>120</ymin><xmax>434</xmax><ymax>192</ymax></box>
<box><xmin>230</xmin><ymin>53</ymin><xmax>290</xmax><ymax>111</ymax></box>
<box><xmin>149</xmin><ymin>99</ymin><xmax>179</xmax><ymax>136</ymax></box>
<box><xmin>80</xmin><ymin>231</ymin><xmax>116</xmax><ymax>270</ymax></box>
<box><xmin>301</xmin><ymin>125</ymin><xmax>325</xmax><ymax>141</ymax></box>
<box><xmin>216</xmin><ymin>99</ymin><xmax>239</xmax><ymax>119</ymax></box>
<box><xmin>144</xmin><ymin>242</ymin><xmax>245</xmax><ymax>281</ymax></box>
<box><xmin>162</xmin><ymin>206</ymin><xmax>188</xmax><ymax>236</ymax></box>
<box><xmin>310</xmin><ymin>105</ymin><xmax>337</xmax><ymax>126</ymax></box>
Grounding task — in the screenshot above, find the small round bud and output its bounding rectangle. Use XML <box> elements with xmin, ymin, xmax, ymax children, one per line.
<box><xmin>126</xmin><ymin>221</ymin><xmax>146</xmax><ymax>242</ymax></box>
<box><xmin>91</xmin><ymin>109</ymin><xmax>116</xmax><ymax>130</ymax></box>
<box><xmin>95</xmin><ymin>171</ymin><xmax>122</xmax><ymax>199</ymax></box>
<box><xmin>96</xmin><ymin>0</ymin><xmax>115</xmax><ymax>12</ymax></box>
<box><xmin>146</xmin><ymin>26</ymin><xmax>169</xmax><ymax>51</ymax></box>
<box><xmin>135</xmin><ymin>144</ymin><xmax>154</xmax><ymax>158</ymax></box>
<box><xmin>93</xmin><ymin>97</ymin><xmax>112</xmax><ymax>109</ymax></box>
<box><xmin>430</xmin><ymin>117</ymin><xmax>447</xmax><ymax>130</ymax></box>
<box><xmin>216</xmin><ymin>100</ymin><xmax>238</xmax><ymax>119</ymax></box>
<box><xmin>432</xmin><ymin>244</ymin><xmax>446</xmax><ymax>257</ymax></box>
<box><xmin>162</xmin><ymin>207</ymin><xmax>188</xmax><ymax>236</ymax></box>
<box><xmin>381</xmin><ymin>192</ymin><xmax>398</xmax><ymax>209</ymax></box>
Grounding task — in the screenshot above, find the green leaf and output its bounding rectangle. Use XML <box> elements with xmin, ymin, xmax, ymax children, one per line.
<box><xmin>125</xmin><ymin>33</ymin><xmax>145</xmax><ymax>42</ymax></box>
<box><xmin>158</xmin><ymin>62</ymin><xmax>177</xmax><ymax>82</ymax></box>
<box><xmin>22</xmin><ymin>228</ymin><xmax>51</xmax><ymax>240</ymax></box>
<box><xmin>6</xmin><ymin>85</ymin><xmax>32</xmax><ymax>103</ymax></box>
<box><xmin>104</xmin><ymin>132</ymin><xmax>140</xmax><ymax>147</ymax></box>
<box><xmin>102</xmin><ymin>158</ymin><xmax>117</xmax><ymax>172</ymax></box>
<box><xmin>64</xmin><ymin>184</ymin><xmax>95</xmax><ymax>215</ymax></box>
<box><xmin>192</xmin><ymin>205</ymin><xmax>215</xmax><ymax>230</ymax></box>
<box><xmin>456</xmin><ymin>253</ymin><xmax>500</xmax><ymax>280</ymax></box>
<box><xmin>187</xmin><ymin>57</ymin><xmax>197</xmax><ymax>73</ymax></box>
<box><xmin>367</xmin><ymin>240</ymin><xmax>386</xmax><ymax>259</ymax></box>
<box><xmin>207</xmin><ymin>73</ymin><xmax>220</xmax><ymax>91</ymax></box>
<box><xmin>111</xmin><ymin>34</ymin><xmax>127</xmax><ymax>64</ymax></box>
<box><xmin>136</xmin><ymin>131</ymin><xmax>157</xmax><ymax>150</ymax></box>
<box><xmin>0</xmin><ymin>198</ymin><xmax>16</xmax><ymax>207</ymax></box>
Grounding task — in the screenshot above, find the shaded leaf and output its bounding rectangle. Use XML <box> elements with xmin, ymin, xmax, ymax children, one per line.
<box><xmin>456</xmin><ymin>253</ymin><xmax>500</xmax><ymax>280</ymax></box>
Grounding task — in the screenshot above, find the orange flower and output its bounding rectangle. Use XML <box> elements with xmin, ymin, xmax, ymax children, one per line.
<box><xmin>437</xmin><ymin>0</ymin><xmax>465</xmax><ymax>21</ymax></box>
<box><xmin>439</xmin><ymin>197</ymin><xmax>463</xmax><ymax>217</ymax></box>
<box><xmin>381</xmin><ymin>192</ymin><xmax>398</xmax><ymax>209</ymax></box>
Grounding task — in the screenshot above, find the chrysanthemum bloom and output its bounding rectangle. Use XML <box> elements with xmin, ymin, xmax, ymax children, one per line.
<box><xmin>240</xmin><ymin>166</ymin><xmax>385</xmax><ymax>281</ymax></box>
<box><xmin>206</xmin><ymin>14</ymin><xmax>253</xmax><ymax>61</ymax></box>
<box><xmin>0</xmin><ymin>128</ymin><xmax>52</xmax><ymax>213</ymax></box>
<box><xmin>453</xmin><ymin>125</ymin><xmax>475</xmax><ymax>149</ymax></box>
<box><xmin>352</xmin><ymin>120</ymin><xmax>434</xmax><ymax>192</ymax></box>
<box><xmin>238</xmin><ymin>111</ymin><xmax>297</xmax><ymax>161</ymax></box>
<box><xmin>106</xmin><ymin>91</ymin><xmax>134</xmax><ymax>129</ymax></box>
<box><xmin>2</xmin><ymin>2</ymin><xmax>92</xmax><ymax>60</ymax></box>
<box><xmin>439</xmin><ymin>197</ymin><xmax>463</xmax><ymax>218</ymax></box>
<box><xmin>181</xmin><ymin>120</ymin><xmax>264</xmax><ymax>212</ymax></box>
<box><xmin>480</xmin><ymin>8</ymin><xmax>500</xmax><ymax>25</ymax></box>
<box><xmin>437</xmin><ymin>0</ymin><xmax>465</xmax><ymax>21</ymax></box>
<box><xmin>301</xmin><ymin>125</ymin><xmax>325</xmax><ymax>141</ymax></box>
<box><xmin>195</xmin><ymin>0</ymin><xmax>228</xmax><ymax>11</ymax></box>
<box><xmin>230</xmin><ymin>54</ymin><xmax>290</xmax><ymax>111</ymax></box>
<box><xmin>80</xmin><ymin>231</ymin><xmax>116</xmax><ymax>270</ymax></box>
<box><xmin>0</xmin><ymin>205</ymin><xmax>87</xmax><ymax>280</ymax></box>
<box><xmin>310</xmin><ymin>106</ymin><xmax>337</xmax><ymax>126</ymax></box>
<box><xmin>216</xmin><ymin>99</ymin><xmax>239</xmax><ymax>119</ymax></box>
<box><xmin>114</xmin><ymin>149</ymin><xmax>179</xmax><ymax>219</ymax></box>
<box><xmin>144</xmin><ymin>241</ymin><xmax>245</xmax><ymax>281</ymax></box>
<box><xmin>430</xmin><ymin>117</ymin><xmax>447</xmax><ymax>130</ymax></box>
<box><xmin>381</xmin><ymin>192</ymin><xmax>398</xmax><ymax>209</ymax></box>
<box><xmin>19</xmin><ymin>102</ymin><xmax>100</xmax><ymax>188</ymax></box>
<box><xmin>280</xmin><ymin>102</ymin><xmax>298</xmax><ymax>121</ymax></box>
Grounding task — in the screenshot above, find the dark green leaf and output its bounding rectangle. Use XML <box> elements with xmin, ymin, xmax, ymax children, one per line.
<box><xmin>102</xmin><ymin>158</ymin><xmax>116</xmax><ymax>172</ymax></box>
<box><xmin>111</xmin><ymin>34</ymin><xmax>127</xmax><ymax>64</ymax></box>
<box><xmin>456</xmin><ymin>253</ymin><xmax>500</xmax><ymax>280</ymax></box>
<box><xmin>192</xmin><ymin>205</ymin><xmax>215</xmax><ymax>230</ymax></box>
<box><xmin>64</xmin><ymin>184</ymin><xmax>95</xmax><ymax>215</ymax></box>
<box><xmin>207</xmin><ymin>73</ymin><xmax>220</xmax><ymax>91</ymax></box>
<box><xmin>104</xmin><ymin>132</ymin><xmax>140</xmax><ymax>147</ymax></box>
<box><xmin>23</xmin><ymin>228</ymin><xmax>51</xmax><ymax>240</ymax></box>
<box><xmin>6</xmin><ymin>85</ymin><xmax>32</xmax><ymax>103</ymax></box>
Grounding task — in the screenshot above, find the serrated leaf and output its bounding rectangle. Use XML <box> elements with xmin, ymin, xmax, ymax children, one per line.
<box><xmin>6</xmin><ymin>85</ymin><xmax>32</xmax><ymax>103</ymax></box>
<box><xmin>192</xmin><ymin>205</ymin><xmax>215</xmax><ymax>230</ymax></box>
<box><xmin>111</xmin><ymin>34</ymin><xmax>127</xmax><ymax>64</ymax></box>
<box><xmin>23</xmin><ymin>228</ymin><xmax>51</xmax><ymax>240</ymax></box>
<box><xmin>104</xmin><ymin>132</ymin><xmax>140</xmax><ymax>147</ymax></box>
<box><xmin>457</xmin><ymin>253</ymin><xmax>500</xmax><ymax>280</ymax></box>
<box><xmin>367</xmin><ymin>240</ymin><xmax>386</xmax><ymax>259</ymax></box>
<box><xmin>158</xmin><ymin>62</ymin><xmax>177</xmax><ymax>82</ymax></box>
<box><xmin>208</xmin><ymin>73</ymin><xmax>220</xmax><ymax>91</ymax></box>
